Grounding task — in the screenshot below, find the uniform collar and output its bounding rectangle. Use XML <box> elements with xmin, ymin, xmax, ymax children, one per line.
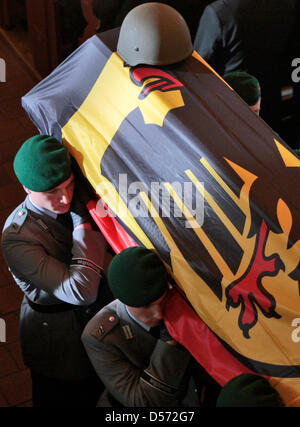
<box><xmin>27</xmin><ymin>195</ymin><xmax>57</xmax><ymax>219</ymax></box>
<box><xmin>125</xmin><ymin>305</ymin><xmax>151</xmax><ymax>332</ymax></box>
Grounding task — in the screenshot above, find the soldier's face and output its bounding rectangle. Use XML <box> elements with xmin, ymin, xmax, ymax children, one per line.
<box><xmin>24</xmin><ymin>173</ymin><xmax>75</xmax><ymax>214</ymax></box>
<box><xmin>127</xmin><ymin>291</ymin><xmax>167</xmax><ymax>328</ymax></box>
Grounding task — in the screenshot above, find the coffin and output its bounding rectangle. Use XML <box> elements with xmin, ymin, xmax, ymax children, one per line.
<box><xmin>22</xmin><ymin>29</ymin><xmax>300</xmax><ymax>406</ymax></box>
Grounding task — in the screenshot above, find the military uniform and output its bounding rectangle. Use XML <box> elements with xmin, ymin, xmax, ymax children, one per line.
<box><xmin>193</xmin><ymin>0</ymin><xmax>300</xmax><ymax>132</ymax></box>
<box><xmin>1</xmin><ymin>196</ymin><xmax>113</xmax><ymax>406</ymax></box>
<box><xmin>82</xmin><ymin>299</ymin><xmax>200</xmax><ymax>407</ymax></box>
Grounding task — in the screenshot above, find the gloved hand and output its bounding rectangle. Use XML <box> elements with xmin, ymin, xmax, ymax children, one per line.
<box><xmin>69</xmin><ymin>194</ymin><xmax>91</xmax><ymax>228</ymax></box>
<box><xmin>159</xmin><ymin>322</ymin><xmax>174</xmax><ymax>342</ymax></box>
<box><xmin>71</xmin><ymin>158</ymin><xmax>97</xmax><ymax>205</ymax></box>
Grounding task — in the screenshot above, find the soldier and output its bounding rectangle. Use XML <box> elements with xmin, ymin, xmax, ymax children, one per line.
<box><xmin>193</xmin><ymin>0</ymin><xmax>300</xmax><ymax>134</ymax></box>
<box><xmin>82</xmin><ymin>246</ymin><xmax>217</xmax><ymax>407</ymax></box>
<box><xmin>1</xmin><ymin>135</ymin><xmax>113</xmax><ymax>407</ymax></box>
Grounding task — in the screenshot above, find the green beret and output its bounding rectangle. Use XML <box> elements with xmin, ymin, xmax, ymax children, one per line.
<box><xmin>223</xmin><ymin>71</ymin><xmax>261</xmax><ymax>106</ymax></box>
<box><xmin>108</xmin><ymin>247</ymin><xmax>167</xmax><ymax>307</ymax></box>
<box><xmin>216</xmin><ymin>374</ymin><xmax>283</xmax><ymax>407</ymax></box>
<box><xmin>14</xmin><ymin>135</ymin><xmax>71</xmax><ymax>192</ymax></box>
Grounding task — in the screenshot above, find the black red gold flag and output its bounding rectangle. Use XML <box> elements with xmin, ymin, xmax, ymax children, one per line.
<box><xmin>22</xmin><ymin>29</ymin><xmax>300</xmax><ymax>406</ymax></box>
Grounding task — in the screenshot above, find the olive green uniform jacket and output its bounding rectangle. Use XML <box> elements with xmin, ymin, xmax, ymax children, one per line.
<box><xmin>82</xmin><ymin>299</ymin><xmax>200</xmax><ymax>407</ymax></box>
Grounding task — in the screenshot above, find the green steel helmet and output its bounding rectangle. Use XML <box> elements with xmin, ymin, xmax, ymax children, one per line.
<box><xmin>117</xmin><ymin>2</ymin><xmax>193</xmax><ymax>66</ymax></box>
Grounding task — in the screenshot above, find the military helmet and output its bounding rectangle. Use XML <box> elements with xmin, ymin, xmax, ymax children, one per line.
<box><xmin>117</xmin><ymin>2</ymin><xmax>193</xmax><ymax>66</ymax></box>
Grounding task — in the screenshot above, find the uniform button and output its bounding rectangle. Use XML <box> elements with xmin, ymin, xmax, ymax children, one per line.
<box><xmin>42</xmin><ymin>322</ymin><xmax>48</xmax><ymax>327</ymax></box>
<box><xmin>85</xmin><ymin>308</ymin><xmax>91</xmax><ymax>314</ymax></box>
<box><xmin>108</xmin><ymin>316</ymin><xmax>115</xmax><ymax>322</ymax></box>
<box><xmin>18</xmin><ymin>210</ymin><xmax>25</xmax><ymax>216</ymax></box>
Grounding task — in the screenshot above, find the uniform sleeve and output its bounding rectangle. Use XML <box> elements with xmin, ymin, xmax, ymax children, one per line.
<box><xmin>193</xmin><ymin>6</ymin><xmax>222</xmax><ymax>71</ymax></box>
<box><xmin>1</xmin><ymin>227</ymin><xmax>107</xmax><ymax>305</ymax></box>
<box><xmin>81</xmin><ymin>329</ymin><xmax>194</xmax><ymax>407</ymax></box>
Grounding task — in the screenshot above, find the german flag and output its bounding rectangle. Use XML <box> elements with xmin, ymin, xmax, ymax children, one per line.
<box><xmin>22</xmin><ymin>29</ymin><xmax>300</xmax><ymax>406</ymax></box>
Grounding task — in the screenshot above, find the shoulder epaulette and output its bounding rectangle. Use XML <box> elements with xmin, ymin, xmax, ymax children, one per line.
<box><xmin>8</xmin><ymin>208</ymin><xmax>28</xmax><ymax>233</ymax></box>
<box><xmin>91</xmin><ymin>311</ymin><xmax>119</xmax><ymax>341</ymax></box>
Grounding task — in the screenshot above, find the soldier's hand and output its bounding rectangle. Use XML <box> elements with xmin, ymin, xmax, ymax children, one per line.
<box><xmin>71</xmin><ymin>158</ymin><xmax>97</xmax><ymax>206</ymax></box>
<box><xmin>69</xmin><ymin>194</ymin><xmax>91</xmax><ymax>229</ymax></box>
<box><xmin>159</xmin><ymin>322</ymin><xmax>176</xmax><ymax>345</ymax></box>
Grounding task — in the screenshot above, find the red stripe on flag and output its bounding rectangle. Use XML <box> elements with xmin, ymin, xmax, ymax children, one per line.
<box><xmin>87</xmin><ymin>199</ymin><xmax>138</xmax><ymax>254</ymax></box>
<box><xmin>88</xmin><ymin>199</ymin><xmax>267</xmax><ymax>386</ymax></box>
<box><xmin>164</xmin><ymin>288</ymin><xmax>264</xmax><ymax>386</ymax></box>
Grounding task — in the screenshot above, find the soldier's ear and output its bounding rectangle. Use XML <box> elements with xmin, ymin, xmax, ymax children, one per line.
<box><xmin>23</xmin><ymin>186</ymin><xmax>31</xmax><ymax>194</ymax></box>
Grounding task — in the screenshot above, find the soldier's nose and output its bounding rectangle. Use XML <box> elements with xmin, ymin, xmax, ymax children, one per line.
<box><xmin>60</xmin><ymin>189</ymin><xmax>72</xmax><ymax>205</ymax></box>
<box><xmin>153</xmin><ymin>307</ymin><xmax>163</xmax><ymax>320</ymax></box>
